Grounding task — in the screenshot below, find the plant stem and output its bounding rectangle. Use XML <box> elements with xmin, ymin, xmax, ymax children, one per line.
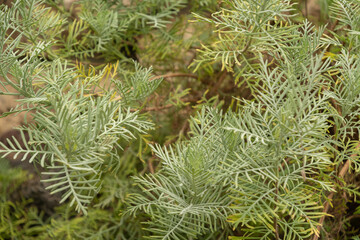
<box><xmin>313</xmin><ymin>141</ymin><xmax>360</xmax><ymax>240</ymax></box>
<box><xmin>150</xmin><ymin>73</ymin><xmax>198</xmax><ymax>81</ymax></box>
<box><xmin>274</xmin><ymin>185</ymin><xmax>280</xmax><ymax>240</ymax></box>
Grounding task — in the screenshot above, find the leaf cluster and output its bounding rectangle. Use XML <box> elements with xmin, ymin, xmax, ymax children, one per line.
<box><xmin>2</xmin><ymin>0</ymin><xmax>360</xmax><ymax>239</ymax></box>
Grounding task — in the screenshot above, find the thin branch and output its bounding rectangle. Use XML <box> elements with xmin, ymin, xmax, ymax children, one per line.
<box><xmin>129</xmin><ymin>96</ymin><xmax>200</xmax><ymax>113</ymax></box>
<box><xmin>313</xmin><ymin>141</ymin><xmax>360</xmax><ymax>240</ymax></box>
<box><xmin>140</xmin><ymin>104</ymin><xmax>173</xmax><ymax>112</ymax></box>
<box><xmin>274</xmin><ymin>186</ymin><xmax>280</xmax><ymax>240</ymax></box>
<box><xmin>148</xmin><ymin>156</ymin><xmax>155</xmax><ymax>174</ymax></box>
<box><xmin>150</xmin><ymin>73</ymin><xmax>198</xmax><ymax>82</ymax></box>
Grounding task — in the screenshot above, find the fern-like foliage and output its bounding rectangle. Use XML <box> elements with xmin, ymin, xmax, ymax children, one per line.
<box><xmin>325</xmin><ymin>51</ymin><xmax>360</xmax><ymax>139</ymax></box>
<box><xmin>191</xmin><ymin>0</ymin><xmax>296</xmax><ymax>77</ymax></box>
<box><xmin>223</xmin><ymin>54</ymin><xmax>334</xmax><ymax>239</ymax></box>
<box><xmin>114</xmin><ymin>61</ymin><xmax>163</xmax><ymax>104</ymax></box>
<box><xmin>130</xmin><ymin>54</ymin><xmax>336</xmax><ymax>239</ymax></box>
<box><xmin>4</xmin><ymin>0</ymin><xmax>360</xmax><ymax>239</ymax></box>
<box><xmin>0</xmin><ymin>0</ymin><xmax>161</xmax><ymax>214</ymax></box>
<box><xmin>129</xmin><ymin>1</ymin><xmax>347</xmax><ymax>239</ymax></box>
<box><xmin>44</xmin><ymin>0</ymin><xmax>188</xmax><ymax>61</ymax></box>
<box><xmin>0</xmin><ymin>60</ymin><xmax>155</xmax><ymax>214</ymax></box>
<box><xmin>127</xmin><ymin>108</ymin><xmax>235</xmax><ymax>239</ymax></box>
<box><xmin>329</xmin><ymin>0</ymin><xmax>360</xmax><ymax>49</ymax></box>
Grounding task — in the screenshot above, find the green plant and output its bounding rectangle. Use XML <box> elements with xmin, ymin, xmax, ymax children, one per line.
<box><xmin>2</xmin><ymin>0</ymin><xmax>360</xmax><ymax>239</ymax></box>
<box><xmin>129</xmin><ymin>0</ymin><xmax>360</xmax><ymax>239</ymax></box>
<box><xmin>44</xmin><ymin>0</ymin><xmax>190</xmax><ymax>61</ymax></box>
<box><xmin>0</xmin><ymin>0</ymin><xmax>161</xmax><ymax>214</ymax></box>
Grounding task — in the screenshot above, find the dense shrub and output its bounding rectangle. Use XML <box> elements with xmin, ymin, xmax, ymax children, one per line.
<box><xmin>1</xmin><ymin>0</ymin><xmax>360</xmax><ymax>239</ymax></box>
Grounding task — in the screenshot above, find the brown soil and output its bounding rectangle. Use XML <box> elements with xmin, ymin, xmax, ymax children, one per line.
<box><xmin>0</xmin><ymin>84</ymin><xmax>28</xmax><ymax>136</ymax></box>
